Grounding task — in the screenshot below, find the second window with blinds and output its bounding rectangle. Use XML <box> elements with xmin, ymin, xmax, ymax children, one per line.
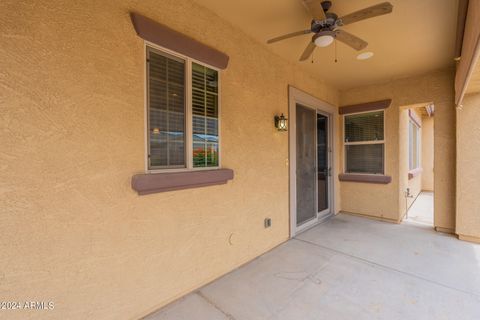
<box><xmin>146</xmin><ymin>45</ymin><xmax>219</xmax><ymax>170</ymax></box>
<box><xmin>344</xmin><ymin>110</ymin><xmax>385</xmax><ymax>175</ymax></box>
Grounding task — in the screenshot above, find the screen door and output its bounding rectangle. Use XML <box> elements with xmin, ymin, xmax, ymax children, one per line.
<box><xmin>296</xmin><ymin>104</ymin><xmax>317</xmax><ymax>226</ymax></box>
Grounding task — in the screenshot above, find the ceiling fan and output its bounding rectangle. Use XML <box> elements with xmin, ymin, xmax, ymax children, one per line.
<box><xmin>267</xmin><ymin>0</ymin><xmax>393</xmax><ymax>61</ymax></box>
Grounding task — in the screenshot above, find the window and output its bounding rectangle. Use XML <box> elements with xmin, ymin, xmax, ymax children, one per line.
<box><xmin>192</xmin><ymin>63</ymin><xmax>219</xmax><ymax>167</ymax></box>
<box><xmin>409</xmin><ymin>120</ymin><xmax>420</xmax><ymax>170</ymax></box>
<box><xmin>344</xmin><ymin>110</ymin><xmax>384</xmax><ymax>174</ymax></box>
<box><xmin>146</xmin><ymin>45</ymin><xmax>220</xmax><ymax>170</ymax></box>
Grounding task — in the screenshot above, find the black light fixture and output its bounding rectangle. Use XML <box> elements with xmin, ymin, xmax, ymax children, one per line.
<box><xmin>274</xmin><ymin>113</ymin><xmax>288</xmax><ymax>131</ymax></box>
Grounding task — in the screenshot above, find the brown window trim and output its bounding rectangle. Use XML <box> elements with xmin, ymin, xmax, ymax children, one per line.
<box><xmin>408</xmin><ymin>167</ymin><xmax>423</xmax><ymax>180</ymax></box>
<box><xmin>132</xmin><ymin>169</ymin><xmax>234</xmax><ymax>195</ymax></box>
<box><xmin>339</xmin><ymin>99</ymin><xmax>391</xmax><ymax>115</ymax></box>
<box><xmin>338</xmin><ymin>173</ymin><xmax>392</xmax><ymax>184</ymax></box>
<box><xmin>130</xmin><ymin>12</ymin><xmax>229</xmax><ymax>69</ymax></box>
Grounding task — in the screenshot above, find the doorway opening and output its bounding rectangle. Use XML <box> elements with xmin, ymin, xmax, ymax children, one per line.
<box><xmin>399</xmin><ymin>103</ymin><xmax>434</xmax><ymax>227</ymax></box>
<box><xmin>288</xmin><ymin>87</ymin><xmax>337</xmax><ymax>237</ymax></box>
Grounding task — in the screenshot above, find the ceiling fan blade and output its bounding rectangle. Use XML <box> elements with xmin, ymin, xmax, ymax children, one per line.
<box><xmin>302</xmin><ymin>0</ymin><xmax>326</xmax><ymax>20</ymax></box>
<box><xmin>299</xmin><ymin>41</ymin><xmax>316</xmax><ymax>61</ymax></box>
<box><xmin>335</xmin><ymin>30</ymin><xmax>368</xmax><ymax>51</ymax></box>
<box><xmin>339</xmin><ymin>2</ymin><xmax>393</xmax><ymax>26</ymax></box>
<box><xmin>267</xmin><ymin>30</ymin><xmax>312</xmax><ymax>44</ymax></box>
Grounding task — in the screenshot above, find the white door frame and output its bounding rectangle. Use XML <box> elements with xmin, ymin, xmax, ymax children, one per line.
<box><xmin>288</xmin><ymin>86</ymin><xmax>337</xmax><ymax>237</ymax></box>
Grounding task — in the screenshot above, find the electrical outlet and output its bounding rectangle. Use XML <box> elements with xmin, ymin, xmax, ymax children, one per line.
<box><xmin>264</xmin><ymin>218</ymin><xmax>272</xmax><ymax>228</ymax></box>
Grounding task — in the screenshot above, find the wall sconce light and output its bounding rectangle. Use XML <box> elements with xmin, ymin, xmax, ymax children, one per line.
<box><xmin>274</xmin><ymin>113</ymin><xmax>288</xmax><ymax>131</ymax></box>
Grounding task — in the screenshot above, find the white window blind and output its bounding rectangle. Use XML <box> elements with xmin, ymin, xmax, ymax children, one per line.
<box><xmin>147</xmin><ymin>47</ymin><xmax>186</xmax><ymax>169</ymax></box>
<box><xmin>344</xmin><ymin>110</ymin><xmax>385</xmax><ymax>174</ymax></box>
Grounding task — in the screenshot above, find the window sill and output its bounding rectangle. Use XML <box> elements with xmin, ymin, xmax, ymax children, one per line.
<box><xmin>408</xmin><ymin>168</ymin><xmax>422</xmax><ymax>180</ymax></box>
<box><xmin>131</xmin><ymin>168</ymin><xmax>234</xmax><ymax>195</ymax></box>
<box><xmin>338</xmin><ymin>173</ymin><xmax>391</xmax><ymax>184</ymax></box>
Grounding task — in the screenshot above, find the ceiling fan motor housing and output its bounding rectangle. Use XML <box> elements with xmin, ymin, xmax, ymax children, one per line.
<box><xmin>311</xmin><ymin>12</ymin><xmax>339</xmax><ymax>33</ymax></box>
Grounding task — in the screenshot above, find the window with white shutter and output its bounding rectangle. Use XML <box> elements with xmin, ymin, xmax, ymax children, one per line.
<box><xmin>344</xmin><ymin>110</ymin><xmax>385</xmax><ymax>174</ymax></box>
<box><xmin>146</xmin><ymin>45</ymin><xmax>220</xmax><ymax>170</ymax></box>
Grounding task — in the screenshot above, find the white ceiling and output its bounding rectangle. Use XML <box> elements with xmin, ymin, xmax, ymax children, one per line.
<box><xmin>193</xmin><ymin>0</ymin><xmax>459</xmax><ymax>89</ymax></box>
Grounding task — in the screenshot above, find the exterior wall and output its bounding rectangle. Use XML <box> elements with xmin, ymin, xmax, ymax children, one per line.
<box><xmin>339</xmin><ymin>70</ymin><xmax>455</xmax><ymax>228</ymax></box>
<box><xmin>456</xmin><ymin>93</ymin><xmax>480</xmax><ymax>242</ymax></box>
<box><xmin>0</xmin><ymin>1</ymin><xmax>339</xmax><ymax>319</ymax></box>
<box><xmin>421</xmin><ymin>116</ymin><xmax>434</xmax><ymax>191</ymax></box>
<box><xmin>338</xmin><ymin>106</ymin><xmax>398</xmax><ymax>221</ymax></box>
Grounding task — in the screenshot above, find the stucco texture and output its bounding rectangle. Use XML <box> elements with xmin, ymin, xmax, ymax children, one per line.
<box><xmin>456</xmin><ymin>92</ymin><xmax>480</xmax><ymax>242</ymax></box>
<box><xmin>339</xmin><ymin>70</ymin><xmax>456</xmax><ymax>228</ymax></box>
<box><xmin>421</xmin><ymin>116</ymin><xmax>434</xmax><ymax>192</ymax></box>
<box><xmin>0</xmin><ymin>1</ymin><xmax>338</xmax><ymax>319</ymax></box>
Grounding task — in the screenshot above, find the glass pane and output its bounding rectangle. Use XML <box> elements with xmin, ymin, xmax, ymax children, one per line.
<box><xmin>192</xmin><ymin>89</ymin><xmax>205</xmax><ymax>116</ymax></box>
<box><xmin>206</xmin><ymin>67</ymin><xmax>218</xmax><ymax>93</ymax></box>
<box><xmin>409</xmin><ymin>122</ymin><xmax>414</xmax><ymax>170</ymax></box>
<box><xmin>409</xmin><ymin>121</ymin><xmax>419</xmax><ymax>170</ymax></box>
<box><xmin>193</xmin><ymin>143</ymin><xmax>206</xmax><ymax>167</ymax></box>
<box><xmin>317</xmin><ymin>114</ymin><xmax>328</xmax><ymax>212</ymax></box>
<box><xmin>346</xmin><ymin>144</ymin><xmax>384</xmax><ymax>174</ymax></box>
<box><xmin>148</xmin><ymin>48</ymin><xmax>186</xmax><ymax>168</ymax></box>
<box><xmin>193</xmin><ymin>115</ymin><xmax>205</xmax><ymax>136</ymax></box>
<box><xmin>206</xmin><ymin>143</ymin><xmax>219</xmax><ymax>167</ymax></box>
<box><xmin>192</xmin><ymin>63</ymin><xmax>219</xmax><ymax>167</ymax></box>
<box><xmin>192</xmin><ymin>63</ymin><xmax>205</xmax><ymax>90</ymax></box>
<box><xmin>296</xmin><ymin>104</ymin><xmax>316</xmax><ymax>226</ymax></box>
<box><xmin>345</xmin><ymin>111</ymin><xmax>384</xmax><ymax>142</ymax></box>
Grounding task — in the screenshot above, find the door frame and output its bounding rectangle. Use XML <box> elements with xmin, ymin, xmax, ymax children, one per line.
<box><xmin>288</xmin><ymin>86</ymin><xmax>337</xmax><ymax>237</ymax></box>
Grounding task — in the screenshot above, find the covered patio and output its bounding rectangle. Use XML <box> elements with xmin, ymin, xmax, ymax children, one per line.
<box><xmin>2</xmin><ymin>0</ymin><xmax>480</xmax><ymax>319</ymax></box>
<box><xmin>146</xmin><ymin>214</ymin><xmax>480</xmax><ymax>320</ymax></box>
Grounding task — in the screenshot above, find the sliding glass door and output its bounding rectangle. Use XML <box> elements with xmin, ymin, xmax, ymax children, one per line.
<box><xmin>317</xmin><ymin>113</ymin><xmax>329</xmax><ymax>215</ymax></box>
<box><xmin>295</xmin><ymin>104</ymin><xmax>331</xmax><ymax>231</ymax></box>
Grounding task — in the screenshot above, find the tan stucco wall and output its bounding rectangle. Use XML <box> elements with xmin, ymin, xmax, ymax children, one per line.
<box><xmin>339</xmin><ymin>70</ymin><xmax>455</xmax><ymax>228</ymax></box>
<box><xmin>0</xmin><ymin>1</ymin><xmax>339</xmax><ymax>319</ymax></box>
<box><xmin>456</xmin><ymin>93</ymin><xmax>480</xmax><ymax>242</ymax></box>
<box><xmin>422</xmin><ymin>116</ymin><xmax>434</xmax><ymax>191</ymax></box>
<box><xmin>338</xmin><ymin>106</ymin><xmax>397</xmax><ymax>221</ymax></box>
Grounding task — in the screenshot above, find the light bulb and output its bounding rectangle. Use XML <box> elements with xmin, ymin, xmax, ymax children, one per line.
<box><xmin>314</xmin><ymin>35</ymin><xmax>334</xmax><ymax>47</ymax></box>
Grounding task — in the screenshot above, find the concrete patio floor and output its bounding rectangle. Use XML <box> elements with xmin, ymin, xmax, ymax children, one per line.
<box><xmin>144</xmin><ymin>214</ymin><xmax>480</xmax><ymax>320</ymax></box>
<box><xmin>405</xmin><ymin>191</ymin><xmax>434</xmax><ymax>226</ymax></box>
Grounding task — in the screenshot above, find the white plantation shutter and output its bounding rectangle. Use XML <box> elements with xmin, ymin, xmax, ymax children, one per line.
<box><xmin>344</xmin><ymin>110</ymin><xmax>385</xmax><ymax>174</ymax></box>
<box><xmin>192</xmin><ymin>63</ymin><xmax>219</xmax><ymax>167</ymax></box>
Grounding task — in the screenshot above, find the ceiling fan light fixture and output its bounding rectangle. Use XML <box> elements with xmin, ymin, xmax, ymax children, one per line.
<box><xmin>357</xmin><ymin>51</ymin><xmax>374</xmax><ymax>60</ymax></box>
<box><xmin>314</xmin><ymin>34</ymin><xmax>334</xmax><ymax>47</ymax></box>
